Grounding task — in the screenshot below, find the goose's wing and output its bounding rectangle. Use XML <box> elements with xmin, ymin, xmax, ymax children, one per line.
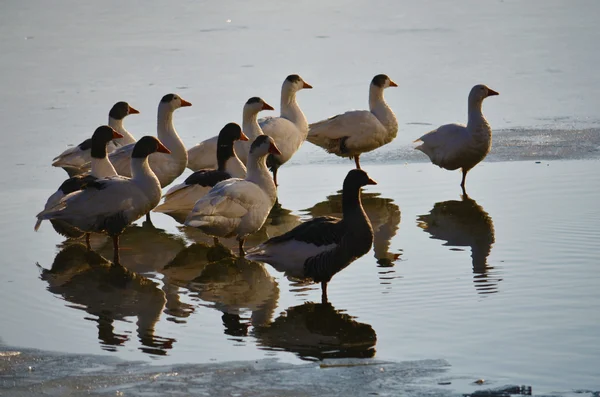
<box><xmin>307</xmin><ymin>110</ymin><xmax>387</xmax><ymax>154</ymax></box>
<box><xmin>414</xmin><ymin>123</ymin><xmax>470</xmax><ymax>168</ymax></box>
<box><xmin>52</xmin><ymin>138</ymin><xmax>93</xmax><ymax>170</ymax></box>
<box><xmin>107</xmin><ymin>143</ymin><xmax>135</xmax><ymax>177</ymax></box>
<box><xmin>187</xmin><ymin>135</ymin><xmax>218</xmax><ymax>171</ymax></box>
<box><xmin>265</xmin><ymin>216</ymin><xmax>343</xmax><ymax>246</ymax></box>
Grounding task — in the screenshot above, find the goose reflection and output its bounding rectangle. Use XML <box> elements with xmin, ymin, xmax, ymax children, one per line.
<box><xmin>252</xmin><ymin>301</ymin><xmax>376</xmax><ymax>361</ymax></box>
<box><xmin>162</xmin><ymin>243</ymin><xmax>279</xmax><ymax>336</ymax></box>
<box><xmin>39</xmin><ymin>244</ymin><xmax>175</xmax><ymax>355</ymax></box>
<box><xmin>86</xmin><ymin>221</ymin><xmax>187</xmax><ymax>274</ymax></box>
<box><xmin>305</xmin><ymin>190</ymin><xmax>401</xmax><ymax>266</ymax></box>
<box><xmin>417</xmin><ymin>194</ymin><xmax>501</xmax><ymax>294</ymax></box>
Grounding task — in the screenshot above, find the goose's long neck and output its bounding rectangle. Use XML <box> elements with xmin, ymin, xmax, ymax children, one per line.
<box><xmin>90</xmin><ymin>143</ymin><xmax>117</xmax><ymax>178</ymax></box>
<box><xmin>157</xmin><ymin>107</ymin><xmax>187</xmax><ymax>160</ymax></box>
<box><xmin>108</xmin><ymin>117</ymin><xmax>136</xmax><ymax>145</ymax></box>
<box><xmin>280</xmin><ymin>88</ymin><xmax>308</xmax><ymax>135</ymax></box>
<box><xmin>131</xmin><ymin>157</ymin><xmax>162</xmax><ymax>204</ymax></box>
<box><xmin>216</xmin><ymin>142</ymin><xmax>235</xmax><ymax>172</ymax></box>
<box><xmin>467</xmin><ymin>99</ymin><xmax>492</xmax><ymax>142</ymax></box>
<box><xmin>246</xmin><ymin>153</ymin><xmax>276</xmax><ymax>201</ymax></box>
<box><xmin>369</xmin><ymin>85</ymin><xmax>397</xmax><ymax>137</ymax></box>
<box><xmin>242</xmin><ymin>109</ymin><xmax>263</xmax><ymax>140</ymax></box>
<box><xmin>342</xmin><ymin>185</ymin><xmax>368</xmax><ymax>221</ymax></box>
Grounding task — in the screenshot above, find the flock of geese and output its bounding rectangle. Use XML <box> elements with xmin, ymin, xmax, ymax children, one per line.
<box><xmin>35</xmin><ymin>74</ymin><xmax>498</xmax><ymax>300</ymax></box>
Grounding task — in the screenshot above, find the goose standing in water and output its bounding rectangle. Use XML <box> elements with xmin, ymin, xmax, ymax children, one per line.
<box><xmin>35</xmin><ymin>125</ymin><xmax>122</xmax><ymax>245</ymax></box>
<box><xmin>414</xmin><ymin>84</ymin><xmax>499</xmax><ymax>192</ymax></box>
<box><xmin>52</xmin><ymin>101</ymin><xmax>139</xmax><ymax>177</ymax></box>
<box><xmin>307</xmin><ymin>74</ymin><xmax>398</xmax><ymax>170</ymax></box>
<box><xmin>187</xmin><ymin>97</ymin><xmax>275</xmax><ymax>170</ymax></box>
<box><xmin>36</xmin><ymin>136</ymin><xmax>171</xmax><ymax>264</ymax></box>
<box><xmin>154</xmin><ymin>122</ymin><xmax>248</xmax><ymax>218</ymax></box>
<box><xmin>184</xmin><ymin>135</ymin><xmax>281</xmax><ymax>256</ymax></box>
<box><xmin>108</xmin><ymin>93</ymin><xmax>191</xmax><ymax>222</ymax></box>
<box><xmin>187</xmin><ymin>75</ymin><xmax>311</xmax><ymax>186</ymax></box>
<box><xmin>246</xmin><ymin>169</ymin><xmax>376</xmax><ymax>302</ymax></box>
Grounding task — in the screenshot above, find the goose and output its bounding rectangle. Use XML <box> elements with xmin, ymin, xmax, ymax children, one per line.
<box><xmin>52</xmin><ymin>101</ymin><xmax>139</xmax><ymax>177</ymax></box>
<box><xmin>306</xmin><ymin>74</ymin><xmax>398</xmax><ymax>170</ymax></box>
<box><xmin>187</xmin><ymin>75</ymin><xmax>312</xmax><ymax>186</ymax></box>
<box><xmin>414</xmin><ymin>84</ymin><xmax>499</xmax><ymax>192</ymax></box>
<box><xmin>35</xmin><ymin>125</ymin><xmax>122</xmax><ymax>245</ymax></box>
<box><xmin>184</xmin><ymin>135</ymin><xmax>281</xmax><ymax>256</ymax></box>
<box><xmin>246</xmin><ymin>169</ymin><xmax>376</xmax><ymax>302</ymax></box>
<box><xmin>187</xmin><ymin>97</ymin><xmax>275</xmax><ymax>170</ymax></box>
<box><xmin>36</xmin><ymin>136</ymin><xmax>171</xmax><ymax>264</ymax></box>
<box><xmin>153</xmin><ymin>122</ymin><xmax>249</xmax><ymax>218</ymax></box>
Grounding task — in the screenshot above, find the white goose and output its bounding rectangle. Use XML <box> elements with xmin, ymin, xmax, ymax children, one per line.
<box><xmin>307</xmin><ymin>74</ymin><xmax>398</xmax><ymax>169</ymax></box>
<box><xmin>414</xmin><ymin>84</ymin><xmax>499</xmax><ymax>191</ymax></box>
<box><xmin>52</xmin><ymin>101</ymin><xmax>139</xmax><ymax>177</ymax></box>
<box><xmin>187</xmin><ymin>75</ymin><xmax>312</xmax><ymax>185</ymax></box>
<box><xmin>153</xmin><ymin>122</ymin><xmax>249</xmax><ymax>218</ymax></box>
<box><xmin>36</xmin><ymin>125</ymin><xmax>122</xmax><ymax>244</ymax></box>
<box><xmin>184</xmin><ymin>135</ymin><xmax>281</xmax><ymax>256</ymax></box>
<box><xmin>246</xmin><ymin>169</ymin><xmax>376</xmax><ymax>301</ymax></box>
<box><xmin>36</xmin><ymin>136</ymin><xmax>171</xmax><ymax>264</ymax></box>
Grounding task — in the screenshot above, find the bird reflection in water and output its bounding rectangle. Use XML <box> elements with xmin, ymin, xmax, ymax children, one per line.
<box><xmin>304</xmin><ymin>190</ymin><xmax>402</xmax><ymax>267</ymax></box>
<box><xmin>39</xmin><ymin>244</ymin><xmax>175</xmax><ymax>355</ymax></box>
<box><xmin>417</xmin><ymin>194</ymin><xmax>501</xmax><ymax>295</ymax></box>
<box><xmin>252</xmin><ymin>301</ymin><xmax>376</xmax><ymax>361</ymax></box>
<box><xmin>161</xmin><ymin>243</ymin><xmax>279</xmax><ymax>338</ymax></box>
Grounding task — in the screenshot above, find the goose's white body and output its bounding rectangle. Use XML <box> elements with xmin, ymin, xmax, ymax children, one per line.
<box><xmin>185</xmin><ymin>139</ymin><xmax>278</xmax><ymax>241</ymax></box>
<box><xmin>37</xmin><ymin>157</ymin><xmax>162</xmax><ymax>235</ymax></box>
<box><xmin>52</xmin><ymin>115</ymin><xmax>136</xmax><ymax>175</ymax></box>
<box><xmin>414</xmin><ymin>85</ymin><xmax>498</xmax><ymax>180</ymax></box>
<box><xmin>187</xmin><ymin>77</ymin><xmax>310</xmax><ymax>171</ymax></box>
<box><xmin>155</xmin><ymin>156</ymin><xmax>246</xmax><ymax>215</ymax></box>
<box><xmin>109</xmin><ymin>97</ymin><xmax>189</xmax><ymax>188</ymax></box>
<box><xmin>307</xmin><ymin>76</ymin><xmax>398</xmax><ymax>161</ymax></box>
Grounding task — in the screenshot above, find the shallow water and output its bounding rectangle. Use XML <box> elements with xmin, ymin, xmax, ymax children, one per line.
<box><xmin>1</xmin><ymin>0</ymin><xmax>600</xmax><ymax>395</ymax></box>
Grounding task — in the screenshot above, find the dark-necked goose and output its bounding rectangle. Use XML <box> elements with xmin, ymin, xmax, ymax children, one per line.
<box><xmin>154</xmin><ymin>122</ymin><xmax>249</xmax><ymax>217</ymax></box>
<box><xmin>187</xmin><ymin>75</ymin><xmax>312</xmax><ymax>186</ymax></box>
<box><xmin>36</xmin><ymin>136</ymin><xmax>171</xmax><ymax>264</ymax></box>
<box><xmin>307</xmin><ymin>74</ymin><xmax>398</xmax><ymax>170</ymax></box>
<box><xmin>246</xmin><ymin>169</ymin><xmax>376</xmax><ymax>301</ymax></box>
<box><xmin>52</xmin><ymin>101</ymin><xmax>139</xmax><ymax>177</ymax></box>
<box><xmin>36</xmin><ymin>125</ymin><xmax>122</xmax><ymax>243</ymax></box>
<box><xmin>184</xmin><ymin>135</ymin><xmax>281</xmax><ymax>257</ymax></box>
<box><xmin>414</xmin><ymin>84</ymin><xmax>499</xmax><ymax>193</ymax></box>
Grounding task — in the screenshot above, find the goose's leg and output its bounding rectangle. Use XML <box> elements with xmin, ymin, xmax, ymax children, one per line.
<box><xmin>112</xmin><ymin>234</ymin><xmax>120</xmax><ymax>265</ymax></box>
<box><xmin>354</xmin><ymin>155</ymin><xmax>361</xmax><ymax>170</ymax></box>
<box><xmin>85</xmin><ymin>233</ymin><xmax>91</xmax><ymax>251</ymax></box>
<box><xmin>460</xmin><ymin>168</ymin><xmax>468</xmax><ymax>191</ymax></box>
<box><xmin>145</xmin><ymin>212</ymin><xmax>153</xmax><ymax>224</ymax></box>
<box><xmin>321</xmin><ymin>281</ymin><xmax>329</xmax><ymax>304</ymax></box>
<box><xmin>238</xmin><ymin>238</ymin><xmax>246</xmax><ymax>257</ymax></box>
<box><xmin>213</xmin><ymin>237</ymin><xmax>220</xmax><ymax>246</ymax></box>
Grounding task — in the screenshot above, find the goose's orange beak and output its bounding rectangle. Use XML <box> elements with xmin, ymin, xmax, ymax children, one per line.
<box><xmin>157</xmin><ymin>141</ymin><xmax>171</xmax><ymax>154</ymax></box>
<box><xmin>262</xmin><ymin>102</ymin><xmax>275</xmax><ymax>111</ymax></box>
<box><xmin>302</xmin><ymin>82</ymin><xmax>313</xmax><ymax>89</ymax></box>
<box><xmin>180</xmin><ymin>99</ymin><xmax>192</xmax><ymax>107</ymax></box>
<box><xmin>268</xmin><ymin>143</ymin><xmax>282</xmax><ymax>155</ymax></box>
<box><xmin>239</xmin><ymin>131</ymin><xmax>249</xmax><ymax>141</ymax></box>
<box><xmin>366</xmin><ymin>177</ymin><xmax>377</xmax><ymax>185</ymax></box>
<box><xmin>389</xmin><ymin>80</ymin><xmax>398</xmax><ymax>87</ymax></box>
<box><xmin>128</xmin><ymin>106</ymin><xmax>140</xmax><ymax>114</ymax></box>
<box><xmin>112</xmin><ymin>130</ymin><xmax>124</xmax><ymax>139</ymax></box>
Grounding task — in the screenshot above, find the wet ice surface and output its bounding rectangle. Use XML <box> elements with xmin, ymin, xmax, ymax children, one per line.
<box><xmin>2</xmin><ymin>0</ymin><xmax>600</xmax><ymax>395</ymax></box>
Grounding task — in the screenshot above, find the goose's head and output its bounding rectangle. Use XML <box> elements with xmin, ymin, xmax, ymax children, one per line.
<box><xmin>218</xmin><ymin>122</ymin><xmax>249</xmax><ymax>146</ymax></box>
<box><xmin>244</xmin><ymin>97</ymin><xmax>275</xmax><ymax>115</ymax></box>
<box><xmin>132</xmin><ymin>136</ymin><xmax>171</xmax><ymax>158</ymax></box>
<box><xmin>159</xmin><ymin>93</ymin><xmax>192</xmax><ymax>112</ymax></box>
<box><xmin>469</xmin><ymin>84</ymin><xmax>499</xmax><ymax>103</ymax></box>
<box><xmin>250</xmin><ymin>135</ymin><xmax>282</xmax><ymax>157</ymax></box>
<box><xmin>93</xmin><ymin>125</ymin><xmax>123</xmax><ymax>145</ymax></box>
<box><xmin>344</xmin><ymin>169</ymin><xmax>378</xmax><ymax>190</ymax></box>
<box><xmin>109</xmin><ymin>101</ymin><xmax>139</xmax><ymax>120</ymax></box>
<box><xmin>371</xmin><ymin>74</ymin><xmax>398</xmax><ymax>90</ymax></box>
<box><xmin>283</xmin><ymin>74</ymin><xmax>313</xmax><ymax>94</ymax></box>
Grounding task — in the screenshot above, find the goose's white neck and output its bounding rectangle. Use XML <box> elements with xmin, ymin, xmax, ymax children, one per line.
<box><xmin>108</xmin><ymin>117</ymin><xmax>136</xmax><ymax>145</ymax></box>
<box><xmin>90</xmin><ymin>156</ymin><xmax>117</xmax><ymax>178</ymax></box>
<box><xmin>280</xmin><ymin>88</ymin><xmax>308</xmax><ymax>135</ymax></box>
<box><xmin>157</xmin><ymin>106</ymin><xmax>187</xmax><ymax>159</ymax></box>
<box><xmin>246</xmin><ymin>152</ymin><xmax>277</xmax><ymax>202</ymax></box>
<box><xmin>369</xmin><ymin>85</ymin><xmax>398</xmax><ymax>140</ymax></box>
<box><xmin>131</xmin><ymin>157</ymin><xmax>162</xmax><ymax>204</ymax></box>
<box><xmin>467</xmin><ymin>99</ymin><xmax>492</xmax><ymax>140</ymax></box>
<box><xmin>242</xmin><ymin>109</ymin><xmax>264</xmax><ymax>140</ymax></box>
<box><xmin>224</xmin><ymin>155</ymin><xmax>247</xmax><ymax>179</ymax></box>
